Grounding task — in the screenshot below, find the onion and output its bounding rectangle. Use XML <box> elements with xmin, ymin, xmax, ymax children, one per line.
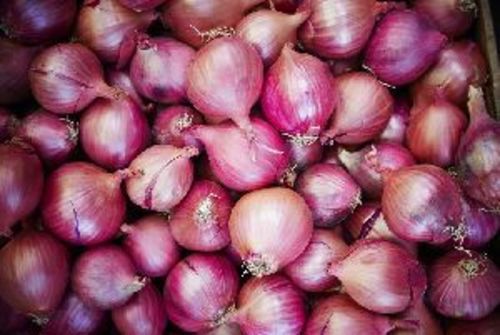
<box><xmin>456</xmin><ymin>86</ymin><xmax>500</xmax><ymax>210</ymax></box>
<box><xmin>287</xmin><ymin>140</ymin><xmax>323</xmax><ymax>170</ymax></box>
<box><xmin>125</xmin><ymin>145</ymin><xmax>198</xmax><ymax>211</ymax></box>
<box><xmin>0</xmin><ymin>297</ymin><xmax>29</xmax><ymax>335</ymax></box>
<box><xmin>234</xmin><ymin>275</ymin><xmax>306</xmax><ymax>335</ymax></box>
<box><xmin>236</xmin><ymin>10</ymin><xmax>310</xmax><ymax>66</ymax></box>
<box><xmin>328</xmin><ymin>56</ymin><xmax>362</xmax><ymax>76</ymax></box>
<box><xmin>161</xmin><ymin>0</ymin><xmax>264</xmax><ymax>48</ymax></box>
<box><xmin>338</xmin><ymin>142</ymin><xmax>415</xmax><ymax>198</ymax></box>
<box><xmin>429</xmin><ymin>249</ymin><xmax>500</xmax><ymax>320</ymax></box>
<box><xmin>0</xmin><ymin>107</ymin><xmax>17</xmax><ymax>142</ymax></box>
<box><xmin>296</xmin><ymin>163</ymin><xmax>361</xmax><ymax>227</ymax></box>
<box><xmin>80</xmin><ymin>97</ymin><xmax>150</xmax><ymax>170</ymax></box>
<box><xmin>229</xmin><ymin>187</ymin><xmax>313</xmax><ymax>276</ymax></box>
<box><xmin>30</xmin><ymin>43</ymin><xmax>118</xmax><ymax>115</ymax></box>
<box><xmin>0</xmin><ymin>230</ymin><xmax>70</xmax><ymax>316</ymax></box>
<box><xmin>170</xmin><ymin>180</ymin><xmax>232</xmax><ymax>251</ymax></box>
<box><xmin>364</xmin><ymin>9</ymin><xmax>447</xmax><ymax>86</ymax></box>
<box><xmin>16</xmin><ymin>110</ymin><xmax>78</xmax><ymax>167</ymax></box>
<box><xmin>392</xmin><ymin>301</ymin><xmax>443</xmax><ymax>335</ymax></box>
<box><xmin>189</xmin><ymin>117</ymin><xmax>289</xmax><ymax>191</ymax></box>
<box><xmin>41</xmin><ymin>291</ymin><xmax>107</xmax><ymax>335</ymax></box>
<box><xmin>321</xmin><ymin>72</ymin><xmax>393</xmax><ymax>145</ymax></box>
<box><xmin>153</xmin><ymin>105</ymin><xmax>204</xmax><ymax>148</ymax></box>
<box><xmin>330</xmin><ymin>240</ymin><xmax>427</xmax><ymax>314</ymax></box>
<box><xmin>118</xmin><ymin>0</ymin><xmax>166</xmax><ymax>11</ymax></box>
<box><xmin>76</xmin><ymin>0</ymin><xmax>157</xmax><ymax>66</ymax></box>
<box><xmin>130</xmin><ymin>35</ymin><xmax>196</xmax><ymax>104</ymax></box>
<box><xmin>163</xmin><ymin>253</ymin><xmax>239</xmax><ymax>333</ymax></box>
<box><xmin>378</xmin><ymin>96</ymin><xmax>411</xmax><ymax>144</ymax></box>
<box><xmin>41</xmin><ymin>162</ymin><xmax>126</xmax><ymax>245</ymax></box>
<box><xmin>72</xmin><ymin>245</ymin><xmax>147</xmax><ymax>310</ymax></box>
<box><xmin>0</xmin><ymin>143</ymin><xmax>44</xmax><ymax>236</ymax></box>
<box><xmin>382</xmin><ymin>164</ymin><xmax>463</xmax><ymax>245</ymax></box>
<box><xmin>460</xmin><ymin>197</ymin><xmax>500</xmax><ymax>249</ymax></box>
<box><xmin>107</xmin><ymin>69</ymin><xmax>150</xmax><ymax>111</ymax></box>
<box><xmin>446</xmin><ymin>310</ymin><xmax>500</xmax><ymax>335</ymax></box>
<box><xmin>0</xmin><ymin>0</ymin><xmax>77</xmax><ymax>44</ymax></box>
<box><xmin>284</xmin><ymin>229</ymin><xmax>348</xmax><ymax>292</ymax></box>
<box><xmin>112</xmin><ymin>284</ymin><xmax>167</xmax><ymax>335</ymax></box>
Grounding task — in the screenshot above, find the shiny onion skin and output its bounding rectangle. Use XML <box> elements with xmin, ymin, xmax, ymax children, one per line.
<box><xmin>382</xmin><ymin>164</ymin><xmax>463</xmax><ymax>245</ymax></box>
<box><xmin>163</xmin><ymin>253</ymin><xmax>239</xmax><ymax>333</ymax></box>
<box><xmin>446</xmin><ymin>311</ymin><xmax>500</xmax><ymax>335</ymax></box>
<box><xmin>130</xmin><ymin>35</ymin><xmax>196</xmax><ymax>104</ymax></box>
<box><xmin>153</xmin><ymin>105</ymin><xmax>204</xmax><ymax>148</ymax></box>
<box><xmin>461</xmin><ymin>197</ymin><xmax>500</xmax><ymax>249</ymax></box>
<box><xmin>229</xmin><ymin>187</ymin><xmax>313</xmax><ymax>276</ymax></box>
<box><xmin>0</xmin><ymin>143</ymin><xmax>44</xmax><ymax>236</ymax></box>
<box><xmin>80</xmin><ymin>97</ymin><xmax>150</xmax><ymax>170</ymax></box>
<box><xmin>112</xmin><ymin>284</ymin><xmax>167</xmax><ymax>335</ymax></box>
<box><xmin>392</xmin><ymin>301</ymin><xmax>443</xmax><ymax>335</ymax></box>
<box><xmin>284</xmin><ymin>229</ymin><xmax>348</xmax><ymax>292</ymax></box>
<box><xmin>118</xmin><ymin>0</ymin><xmax>166</xmax><ymax>11</ymax></box>
<box><xmin>261</xmin><ymin>45</ymin><xmax>336</xmax><ymax>139</ymax></box>
<box><xmin>321</xmin><ymin>72</ymin><xmax>393</xmax><ymax>145</ymax></box>
<box><xmin>72</xmin><ymin>245</ymin><xmax>147</xmax><ymax>310</ymax></box>
<box><xmin>0</xmin><ymin>230</ymin><xmax>70</xmax><ymax>316</ymax></box>
<box><xmin>125</xmin><ymin>145</ymin><xmax>198</xmax><ymax>211</ymax></box>
<box><xmin>236</xmin><ymin>10</ymin><xmax>310</xmax><ymax>66</ymax></box>
<box><xmin>364</xmin><ymin>10</ymin><xmax>447</xmax><ymax>86</ymax></box>
<box><xmin>329</xmin><ymin>240</ymin><xmax>426</xmax><ymax>314</ymax></box>
<box><xmin>378</xmin><ymin>96</ymin><xmax>411</xmax><ymax>144</ymax></box>
<box><xmin>296</xmin><ymin>163</ymin><xmax>361</xmax><ymax>227</ymax></box>
<box><xmin>29</xmin><ymin>43</ymin><xmax>118</xmax><ymax>115</ymax></box>
<box><xmin>189</xmin><ymin>118</ymin><xmax>289</xmax><ymax>192</ymax></box>
<box><xmin>234</xmin><ymin>275</ymin><xmax>306</xmax><ymax>335</ymax></box>
<box><xmin>76</xmin><ymin>0</ymin><xmax>157</xmax><ymax>65</ymax></box>
<box><xmin>429</xmin><ymin>250</ymin><xmax>500</xmax><ymax>320</ymax></box>
<box><xmin>170</xmin><ymin>180</ymin><xmax>232</xmax><ymax>252</ymax></box>
<box><xmin>121</xmin><ymin>215</ymin><xmax>181</xmax><ymax>277</ymax></box>
<box><xmin>107</xmin><ymin>69</ymin><xmax>149</xmax><ymax>111</ymax></box>
<box><xmin>41</xmin><ymin>162</ymin><xmax>126</xmax><ymax>245</ymax></box>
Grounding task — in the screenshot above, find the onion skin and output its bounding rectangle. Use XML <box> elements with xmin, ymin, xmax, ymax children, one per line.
<box><xmin>461</xmin><ymin>197</ymin><xmax>500</xmax><ymax>249</ymax></box>
<box><xmin>153</xmin><ymin>105</ymin><xmax>204</xmax><ymax>148</ymax></box>
<box><xmin>118</xmin><ymin>0</ymin><xmax>166</xmax><ymax>11</ymax></box>
<box><xmin>0</xmin><ymin>297</ymin><xmax>30</xmax><ymax>335</ymax></box>
<box><xmin>392</xmin><ymin>301</ymin><xmax>443</xmax><ymax>335</ymax></box>
<box><xmin>0</xmin><ymin>230</ymin><xmax>70</xmax><ymax>316</ymax></box>
<box><xmin>446</xmin><ymin>310</ymin><xmax>500</xmax><ymax>335</ymax></box>
<box><xmin>287</xmin><ymin>140</ymin><xmax>323</xmax><ymax>170</ymax></box>
<box><xmin>107</xmin><ymin>69</ymin><xmax>149</xmax><ymax>111</ymax></box>
<box><xmin>429</xmin><ymin>250</ymin><xmax>500</xmax><ymax>320</ymax></box>
<box><xmin>378</xmin><ymin>96</ymin><xmax>410</xmax><ymax>144</ymax></box>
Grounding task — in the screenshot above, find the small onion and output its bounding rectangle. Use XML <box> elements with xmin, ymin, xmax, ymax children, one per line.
<box><xmin>328</xmin><ymin>56</ymin><xmax>362</xmax><ymax>76</ymax></box>
<box><xmin>118</xmin><ymin>0</ymin><xmax>166</xmax><ymax>11</ymax></box>
<box><xmin>0</xmin><ymin>297</ymin><xmax>29</xmax><ymax>335</ymax></box>
<box><xmin>153</xmin><ymin>105</ymin><xmax>204</xmax><ymax>148</ymax></box>
<box><xmin>460</xmin><ymin>197</ymin><xmax>500</xmax><ymax>249</ymax></box>
<box><xmin>446</xmin><ymin>310</ymin><xmax>500</xmax><ymax>335</ymax></box>
<box><xmin>229</xmin><ymin>187</ymin><xmax>313</xmax><ymax>276</ymax></box>
<box><xmin>287</xmin><ymin>140</ymin><xmax>323</xmax><ymax>170</ymax></box>
<box><xmin>107</xmin><ymin>69</ymin><xmax>150</xmax><ymax>111</ymax></box>
<box><xmin>378</xmin><ymin>96</ymin><xmax>411</xmax><ymax>144</ymax></box>
<box><xmin>392</xmin><ymin>301</ymin><xmax>443</xmax><ymax>335</ymax></box>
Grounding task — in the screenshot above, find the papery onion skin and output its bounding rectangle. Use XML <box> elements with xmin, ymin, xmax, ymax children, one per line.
<box><xmin>446</xmin><ymin>310</ymin><xmax>500</xmax><ymax>335</ymax></box>
<box><xmin>118</xmin><ymin>0</ymin><xmax>166</xmax><ymax>11</ymax></box>
<box><xmin>122</xmin><ymin>215</ymin><xmax>181</xmax><ymax>278</ymax></box>
<box><xmin>229</xmin><ymin>187</ymin><xmax>313</xmax><ymax>277</ymax></box>
<box><xmin>107</xmin><ymin>69</ymin><xmax>149</xmax><ymax>111</ymax></box>
<box><xmin>364</xmin><ymin>9</ymin><xmax>447</xmax><ymax>86</ymax></box>
<box><xmin>321</xmin><ymin>72</ymin><xmax>393</xmax><ymax>145</ymax></box>
<box><xmin>153</xmin><ymin>105</ymin><xmax>204</xmax><ymax>148</ymax></box>
<box><xmin>0</xmin><ymin>230</ymin><xmax>70</xmax><ymax>316</ymax></box>
<box><xmin>378</xmin><ymin>96</ymin><xmax>410</xmax><ymax>144</ymax></box>
<box><xmin>41</xmin><ymin>162</ymin><xmax>126</xmax><ymax>245</ymax></box>
<box><xmin>234</xmin><ymin>275</ymin><xmax>306</xmax><ymax>335</ymax></box>
<box><xmin>296</xmin><ymin>163</ymin><xmax>361</xmax><ymax>227</ymax></box>
<box><xmin>461</xmin><ymin>197</ymin><xmax>500</xmax><ymax>249</ymax></box>
<box><xmin>164</xmin><ymin>253</ymin><xmax>239</xmax><ymax>333</ymax></box>
<box><xmin>429</xmin><ymin>250</ymin><xmax>500</xmax><ymax>320</ymax></box>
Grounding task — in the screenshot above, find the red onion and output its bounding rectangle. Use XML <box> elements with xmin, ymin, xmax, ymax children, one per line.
<box><xmin>41</xmin><ymin>162</ymin><xmax>126</xmax><ymax>245</ymax></box>
<box><xmin>412</xmin><ymin>41</ymin><xmax>488</xmax><ymax>107</ymax></box>
<box><xmin>161</xmin><ymin>0</ymin><xmax>264</xmax><ymax>48</ymax></box>
<box><xmin>125</xmin><ymin>145</ymin><xmax>198</xmax><ymax>211</ymax></box>
<box><xmin>170</xmin><ymin>180</ymin><xmax>232</xmax><ymax>251</ymax></box>
<box><xmin>41</xmin><ymin>291</ymin><xmax>107</xmax><ymax>335</ymax></box>
<box><xmin>392</xmin><ymin>301</ymin><xmax>443</xmax><ymax>335</ymax></box>
<box><xmin>0</xmin><ymin>297</ymin><xmax>29</xmax><ymax>335</ymax></box>
<box><xmin>364</xmin><ymin>9</ymin><xmax>447</xmax><ymax>86</ymax></box>
<box><xmin>460</xmin><ymin>197</ymin><xmax>500</xmax><ymax>249</ymax></box>
<box><xmin>261</xmin><ymin>45</ymin><xmax>336</xmax><ymax>141</ymax></box>
<box><xmin>189</xmin><ymin>117</ymin><xmax>289</xmax><ymax>191</ymax></box>
<box><xmin>0</xmin><ymin>230</ymin><xmax>69</xmax><ymax>316</ymax></box>
<box><xmin>378</xmin><ymin>96</ymin><xmax>411</xmax><ymax>144</ymax></box>
<box><xmin>382</xmin><ymin>164</ymin><xmax>463</xmax><ymax>245</ymax></box>
<box><xmin>118</xmin><ymin>0</ymin><xmax>166</xmax><ymax>11</ymax></box>
<box><xmin>16</xmin><ymin>110</ymin><xmax>78</xmax><ymax>167</ymax></box>
<box><xmin>72</xmin><ymin>245</ymin><xmax>147</xmax><ymax>310</ymax></box>
<box><xmin>121</xmin><ymin>215</ymin><xmax>181</xmax><ymax>277</ymax></box>
<box><xmin>130</xmin><ymin>35</ymin><xmax>196</xmax><ymax>104</ymax></box>
<box><xmin>447</xmin><ymin>310</ymin><xmax>500</xmax><ymax>335</ymax></box>
<box><xmin>164</xmin><ymin>253</ymin><xmax>239</xmax><ymax>332</ymax></box>
<box><xmin>338</xmin><ymin>142</ymin><xmax>415</xmax><ymax>198</ymax></box>
<box><xmin>76</xmin><ymin>0</ymin><xmax>157</xmax><ymax>65</ymax></box>
<box><xmin>328</xmin><ymin>56</ymin><xmax>362</xmax><ymax>76</ymax></box>
<box><xmin>153</xmin><ymin>105</ymin><xmax>204</xmax><ymax>148</ymax></box>
<box><xmin>413</xmin><ymin>0</ymin><xmax>477</xmax><ymax>37</ymax></box>
<box><xmin>107</xmin><ymin>69</ymin><xmax>150</xmax><ymax>111</ymax></box>
<box><xmin>296</xmin><ymin>163</ymin><xmax>361</xmax><ymax>227</ymax></box>
<box><xmin>0</xmin><ymin>143</ymin><xmax>44</xmax><ymax>236</ymax></box>
<box><xmin>287</xmin><ymin>140</ymin><xmax>323</xmax><ymax>170</ymax></box>
<box><xmin>457</xmin><ymin>87</ymin><xmax>500</xmax><ymax>210</ymax></box>
<box><xmin>234</xmin><ymin>275</ymin><xmax>306</xmax><ymax>335</ymax></box>
<box><xmin>429</xmin><ymin>249</ymin><xmax>500</xmax><ymax>320</ymax></box>
<box><xmin>236</xmin><ymin>10</ymin><xmax>309</xmax><ymax>66</ymax></box>
<box><xmin>0</xmin><ymin>107</ymin><xmax>16</xmax><ymax>142</ymax></box>
<box><xmin>30</xmin><ymin>43</ymin><xmax>118</xmax><ymax>114</ymax></box>
<box><xmin>80</xmin><ymin>97</ymin><xmax>150</xmax><ymax>170</ymax></box>
<box><xmin>284</xmin><ymin>229</ymin><xmax>348</xmax><ymax>292</ymax></box>
<box><xmin>330</xmin><ymin>240</ymin><xmax>427</xmax><ymax>314</ymax></box>
<box><xmin>187</xmin><ymin>37</ymin><xmax>263</xmax><ymax>135</ymax></box>
<box><xmin>112</xmin><ymin>284</ymin><xmax>167</xmax><ymax>335</ymax></box>
<box><xmin>229</xmin><ymin>187</ymin><xmax>313</xmax><ymax>276</ymax></box>
<box><xmin>321</xmin><ymin>72</ymin><xmax>393</xmax><ymax>145</ymax></box>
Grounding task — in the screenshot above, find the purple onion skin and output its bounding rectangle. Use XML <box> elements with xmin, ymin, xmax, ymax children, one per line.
<box><xmin>461</xmin><ymin>197</ymin><xmax>500</xmax><ymax>249</ymax></box>
<box><xmin>153</xmin><ymin>105</ymin><xmax>204</xmax><ymax>148</ymax></box>
<box><xmin>107</xmin><ymin>69</ymin><xmax>149</xmax><ymax>111</ymax></box>
<box><xmin>0</xmin><ymin>296</ymin><xmax>30</xmax><ymax>334</ymax></box>
<box><xmin>118</xmin><ymin>0</ymin><xmax>166</xmax><ymax>11</ymax></box>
